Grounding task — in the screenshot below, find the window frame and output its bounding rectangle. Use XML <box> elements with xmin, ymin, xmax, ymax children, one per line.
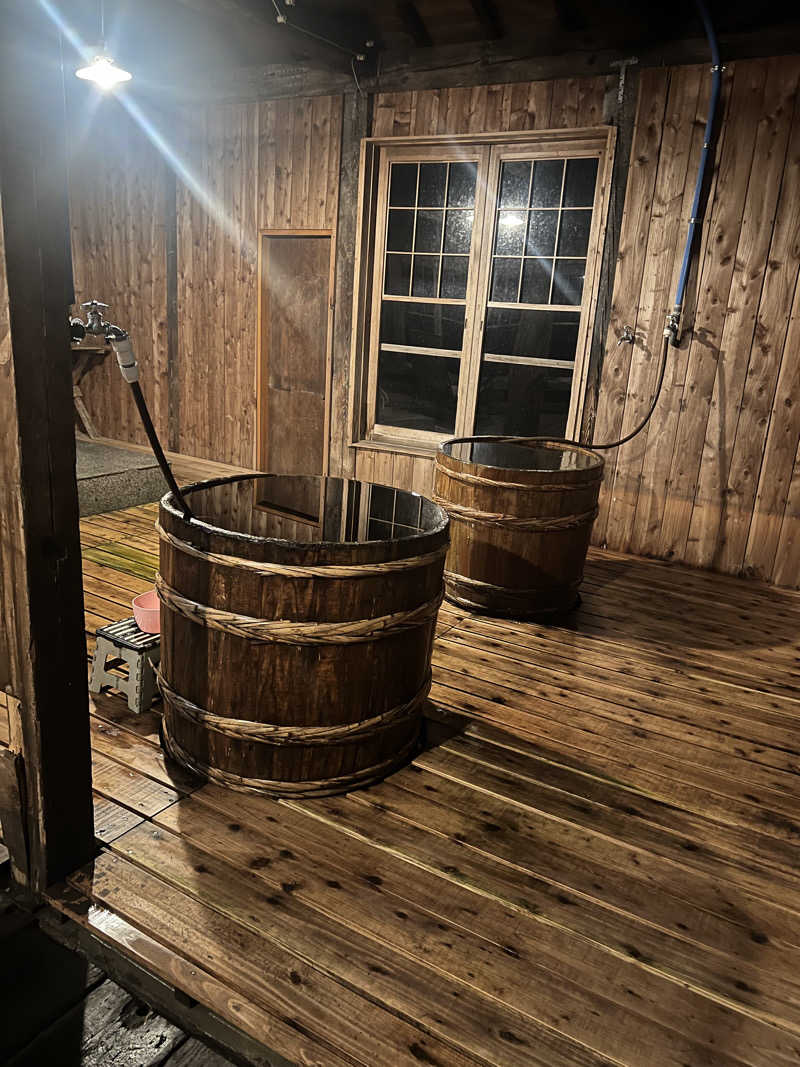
<box><xmin>348</xmin><ymin>127</ymin><xmax>616</xmax><ymax>455</ymax></box>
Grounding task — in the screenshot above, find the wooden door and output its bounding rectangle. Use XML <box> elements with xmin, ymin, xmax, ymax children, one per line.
<box><xmin>257</xmin><ymin>231</ymin><xmax>333</xmax><ymax>475</ymax></box>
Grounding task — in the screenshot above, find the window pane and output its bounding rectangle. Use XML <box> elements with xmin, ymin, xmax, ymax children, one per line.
<box><xmin>475</xmin><ymin>362</ymin><xmax>572</xmax><ymax>437</ymax></box>
<box><xmin>499</xmin><ymin>161</ymin><xmax>531</xmax><ymax>208</ymax></box>
<box><xmin>377</xmin><ymin>351</ymin><xmax>459</xmax><ymax>433</ymax></box>
<box><xmin>552</xmin><ymin>259</ymin><xmax>586</xmax><ymax>304</ymax></box>
<box><xmin>444</xmin><ymin>209</ymin><xmax>473</xmax><ymax>253</ymax></box>
<box><xmin>521</xmin><ymin>258</ymin><xmax>552</xmax><ymax>304</ymax></box>
<box><xmin>418</xmin><ymin>163</ymin><xmax>447</xmax><ymax>206</ymax></box>
<box><xmin>380</xmin><ymin>301</ymin><xmax>466</xmax><ymax>351</ymax></box>
<box><xmin>389</xmin><ymin>164</ymin><xmax>417</xmax><ymax>207</ymax></box>
<box><xmin>483</xmin><ymin>308</ymin><xmax>580</xmax><ymax>359</ymax></box>
<box><xmin>387</xmin><ymin>209</ymin><xmax>414</xmax><ymax>252</ymax></box>
<box><xmin>495</xmin><ymin>210</ymin><xmax>527</xmax><ymax>255</ymax></box>
<box><xmin>412</xmin><ymin>255</ymin><xmax>438</xmax><ymax>297</ymax></box>
<box><xmin>490</xmin><ymin>258</ymin><xmax>521</xmax><ymax>303</ymax></box>
<box><xmin>526</xmin><ymin>211</ymin><xmax>558</xmax><ymax>256</ymax></box>
<box><xmin>440</xmin><ymin>256</ymin><xmax>469</xmax><ymax>299</ymax></box>
<box><xmin>447</xmin><ymin>162</ymin><xmax>477</xmax><ymax>207</ymax></box>
<box><xmin>415</xmin><ymin>210</ymin><xmax>444</xmax><ymax>253</ymax></box>
<box><xmin>557</xmin><ymin>209</ymin><xmax>591</xmax><ymax>257</ymax></box>
<box><xmin>530</xmin><ymin>159</ymin><xmax>563</xmax><ymax>208</ymax></box>
<box><xmin>563</xmin><ymin>157</ymin><xmax>598</xmax><ymax>207</ymax></box>
<box><xmin>384</xmin><ymin>253</ymin><xmax>411</xmax><ymax>295</ymax></box>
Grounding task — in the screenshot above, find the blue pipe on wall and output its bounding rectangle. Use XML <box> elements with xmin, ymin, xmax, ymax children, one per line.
<box><xmin>669</xmin><ymin>0</ymin><xmax>722</xmax><ymax>343</ymax></box>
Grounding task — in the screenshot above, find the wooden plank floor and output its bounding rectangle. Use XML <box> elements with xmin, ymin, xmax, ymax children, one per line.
<box><xmin>0</xmin><ymin>870</ymin><xmax>235</xmax><ymax>1066</ymax></box>
<box><xmin>44</xmin><ymin>478</ymin><xmax>800</xmax><ymax>1066</ymax></box>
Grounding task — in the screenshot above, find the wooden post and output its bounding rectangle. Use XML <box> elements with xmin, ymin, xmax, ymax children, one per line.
<box><xmin>328</xmin><ymin>90</ymin><xmax>373</xmax><ymax>480</ymax></box>
<box><xmin>0</xmin><ymin>5</ymin><xmax>95</xmax><ymax>891</ymax></box>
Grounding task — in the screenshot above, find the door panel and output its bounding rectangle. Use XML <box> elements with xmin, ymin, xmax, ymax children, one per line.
<box><xmin>258</xmin><ymin>233</ymin><xmax>332</xmax><ymax>476</ymax></box>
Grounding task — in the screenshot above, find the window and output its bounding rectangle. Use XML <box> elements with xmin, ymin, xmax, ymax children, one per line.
<box><xmin>353</xmin><ymin>130</ymin><xmax>614</xmax><ymax>450</ymax></box>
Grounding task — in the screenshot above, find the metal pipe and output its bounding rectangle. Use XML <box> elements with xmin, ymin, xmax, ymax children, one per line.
<box><xmin>668</xmin><ymin>0</ymin><xmax>722</xmax><ymax>345</ymax></box>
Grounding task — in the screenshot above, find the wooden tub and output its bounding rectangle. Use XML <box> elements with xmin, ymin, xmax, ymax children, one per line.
<box><xmin>434</xmin><ymin>436</ymin><xmax>603</xmax><ymax>619</ymax></box>
<box><xmin>156</xmin><ymin>474</ymin><xmax>448</xmax><ymax>797</ymax></box>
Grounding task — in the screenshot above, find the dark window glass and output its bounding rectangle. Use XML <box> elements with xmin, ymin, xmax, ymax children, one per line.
<box><xmin>526</xmin><ymin>211</ymin><xmax>558</xmax><ymax>256</ymax></box>
<box><xmin>475</xmin><ymin>363</ymin><xmax>572</xmax><ymax>437</ymax></box>
<box><xmin>418</xmin><ymin>163</ymin><xmax>447</xmax><ymax>207</ymax></box>
<box><xmin>530</xmin><ymin>159</ymin><xmax>563</xmax><ymax>208</ymax></box>
<box><xmin>389</xmin><ymin>163</ymin><xmax>417</xmax><ymax>207</ymax></box>
<box><xmin>380</xmin><ymin>301</ymin><xmax>465</xmax><ymax>351</ymax></box>
<box><xmin>447</xmin><ymin>162</ymin><xmax>477</xmax><ymax>207</ymax></box>
<box><xmin>377</xmin><ymin>351</ymin><xmax>459</xmax><ymax>433</ymax></box>
<box><xmin>384</xmin><ymin>253</ymin><xmax>411</xmax><ymax>295</ymax></box>
<box><xmin>394</xmin><ymin>488</ymin><xmax>423</xmax><ymax>528</ymax></box>
<box><xmin>520</xmin><ymin>258</ymin><xmax>553</xmax><ymax>304</ymax></box>
<box><xmin>494</xmin><ymin>211</ymin><xmax>526</xmax><ymax>255</ymax></box>
<box><xmin>411</xmin><ymin>255</ymin><xmax>439</xmax><ymax>297</ymax></box>
<box><xmin>490</xmin><ymin>258</ymin><xmax>521</xmax><ymax>303</ymax></box>
<box><xmin>415</xmin><ymin>210</ymin><xmax>443</xmax><ymax>253</ymax></box>
<box><xmin>440</xmin><ymin>256</ymin><xmax>469</xmax><ymax>299</ymax></box>
<box><xmin>387</xmin><ymin>209</ymin><xmax>414</xmax><ymax>252</ymax></box>
<box><xmin>563</xmin><ymin>157</ymin><xmax>598</xmax><ymax>207</ymax></box>
<box><xmin>557</xmin><ymin>210</ymin><xmax>591</xmax><ymax>257</ymax></box>
<box><xmin>444</xmin><ymin>210</ymin><xmax>473</xmax><ymax>253</ymax></box>
<box><xmin>499</xmin><ymin>161</ymin><xmax>531</xmax><ymax>208</ymax></box>
<box><xmin>482</xmin><ymin>308</ymin><xmax>580</xmax><ymax>359</ymax></box>
<box><xmin>552</xmin><ymin>259</ymin><xmax>586</xmax><ymax>304</ymax></box>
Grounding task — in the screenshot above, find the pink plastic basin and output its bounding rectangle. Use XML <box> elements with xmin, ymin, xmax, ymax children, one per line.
<box><xmin>132</xmin><ymin>588</ymin><xmax>160</xmax><ymax>633</ymax></box>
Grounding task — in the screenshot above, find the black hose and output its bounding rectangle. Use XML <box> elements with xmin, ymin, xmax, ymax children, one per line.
<box><xmin>590</xmin><ymin>334</ymin><xmax>670</xmax><ymax>451</ymax></box>
<box><xmin>129</xmin><ymin>380</ymin><xmax>194</xmax><ymax>520</ymax></box>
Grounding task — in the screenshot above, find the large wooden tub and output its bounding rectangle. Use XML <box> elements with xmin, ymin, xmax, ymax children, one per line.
<box><xmin>434</xmin><ymin>437</ymin><xmax>603</xmax><ymax>619</ymax></box>
<box><xmin>157</xmin><ymin>474</ymin><xmax>448</xmax><ymax>797</ymax></box>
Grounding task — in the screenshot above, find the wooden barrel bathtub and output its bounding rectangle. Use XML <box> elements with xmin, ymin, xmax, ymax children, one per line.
<box><xmin>434</xmin><ymin>437</ymin><xmax>603</xmax><ymax>619</ymax></box>
<box><xmin>156</xmin><ymin>474</ymin><xmax>448</xmax><ymax>797</ymax></box>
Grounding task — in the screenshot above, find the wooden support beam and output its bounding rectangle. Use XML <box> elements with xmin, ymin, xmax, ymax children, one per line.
<box><xmin>193</xmin><ymin>24</ymin><xmax>800</xmax><ymax>103</ymax></box>
<box><xmin>328</xmin><ymin>90</ymin><xmax>373</xmax><ymax>480</ymax></box>
<box><xmin>397</xmin><ymin>2</ymin><xmax>433</xmax><ymax>48</ymax></box>
<box><xmin>0</xmin><ymin>4</ymin><xmax>95</xmax><ymax>893</ymax></box>
<box><xmin>469</xmin><ymin>0</ymin><xmax>504</xmax><ymax>39</ymax></box>
<box><xmin>165</xmin><ymin>170</ymin><xmax>180</xmax><ymax>454</ymax></box>
<box><xmin>580</xmin><ymin>67</ymin><xmax>640</xmax><ymax>443</ymax></box>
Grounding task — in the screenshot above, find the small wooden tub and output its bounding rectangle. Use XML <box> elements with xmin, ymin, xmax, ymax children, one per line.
<box><xmin>434</xmin><ymin>437</ymin><xmax>603</xmax><ymax>619</ymax></box>
<box><xmin>157</xmin><ymin>474</ymin><xmax>448</xmax><ymax>797</ymax></box>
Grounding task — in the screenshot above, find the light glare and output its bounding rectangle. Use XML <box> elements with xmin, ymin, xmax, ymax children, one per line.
<box><xmin>76</xmin><ymin>54</ymin><xmax>132</xmax><ymax>90</ymax></box>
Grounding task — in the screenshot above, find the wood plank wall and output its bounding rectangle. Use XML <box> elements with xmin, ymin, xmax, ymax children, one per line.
<box><xmin>68</xmin><ymin>58</ymin><xmax>800</xmax><ymax>588</ymax></box>
<box><xmin>593</xmin><ymin>55</ymin><xmax>800</xmax><ymax>586</ymax></box>
<box><xmin>353</xmin><ymin>76</ymin><xmax>609</xmax><ymax>500</ymax></box>
<box><xmin>176</xmin><ymin>96</ymin><xmax>342</xmax><ymax>466</ymax></box>
<box><xmin>69</xmin><ymin>113</ymin><xmax>169</xmax><ymax>446</ymax></box>
<box><xmin>69</xmin><ymin>96</ymin><xmax>342</xmax><ymax>467</ymax></box>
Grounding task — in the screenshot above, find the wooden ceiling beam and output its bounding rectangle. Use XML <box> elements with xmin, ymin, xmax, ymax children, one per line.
<box><xmin>397</xmin><ymin>2</ymin><xmax>434</xmax><ymax>48</ymax></box>
<box><xmin>468</xmin><ymin>0</ymin><xmax>504</xmax><ymax>40</ymax></box>
<box><xmin>179</xmin><ymin>22</ymin><xmax>800</xmax><ymax>102</ymax></box>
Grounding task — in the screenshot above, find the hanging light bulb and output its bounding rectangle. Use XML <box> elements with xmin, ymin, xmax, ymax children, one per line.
<box><xmin>75</xmin><ymin>0</ymin><xmax>132</xmax><ymax>90</ymax></box>
<box><xmin>76</xmin><ymin>52</ymin><xmax>132</xmax><ymax>90</ymax></box>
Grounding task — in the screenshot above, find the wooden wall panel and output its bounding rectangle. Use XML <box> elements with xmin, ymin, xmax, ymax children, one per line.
<box><xmin>594</xmin><ymin>54</ymin><xmax>800</xmax><ymax>589</ymax></box>
<box><xmin>69</xmin><ymin>109</ymin><xmax>169</xmax><ymax>446</ymax></box>
<box><xmin>70</xmin><ymin>96</ymin><xmax>342</xmax><ymax>469</ymax></box>
<box><xmin>175</xmin><ymin>95</ymin><xmax>342</xmax><ymax>467</ymax></box>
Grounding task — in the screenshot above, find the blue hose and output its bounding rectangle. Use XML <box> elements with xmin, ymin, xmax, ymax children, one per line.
<box><xmin>671</xmin><ymin>0</ymin><xmax>722</xmax><ymax>339</ymax></box>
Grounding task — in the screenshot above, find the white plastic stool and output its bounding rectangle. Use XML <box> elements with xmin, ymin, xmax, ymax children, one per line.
<box><xmin>90</xmin><ymin>616</ymin><xmax>161</xmax><ymax>714</ymax></box>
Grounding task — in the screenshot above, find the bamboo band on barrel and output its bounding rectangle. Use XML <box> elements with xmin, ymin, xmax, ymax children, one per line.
<box><xmin>444</xmin><ymin>569</ymin><xmax>580</xmax><ymax>595</ymax></box>
<box><xmin>161</xmin><ymin>716</ymin><xmax>419</xmax><ymax>797</ymax></box>
<box><xmin>155</xmin><ymin>573</ymin><xmax>443</xmax><ymax>645</ymax></box>
<box><xmin>155</xmin><ymin>522</ymin><xmax>447</xmax><ymax>578</ymax></box>
<box><xmin>434</xmin><ymin>462</ymin><xmax>602</xmax><ymax>493</ymax></box>
<box><xmin>157</xmin><ymin>669</ymin><xmax>430</xmax><ymax>744</ymax></box>
<box><xmin>432</xmin><ymin>498</ymin><xmax>599</xmax><ymax>531</ymax></box>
